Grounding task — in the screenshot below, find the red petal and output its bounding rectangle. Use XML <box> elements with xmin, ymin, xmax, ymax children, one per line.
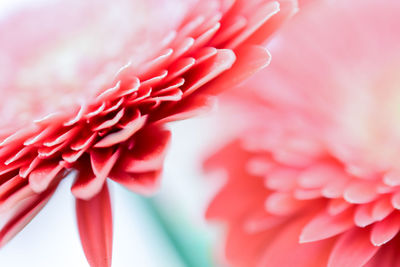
<box><xmin>109</xmin><ymin>170</ymin><xmax>161</xmax><ymax>196</ymax></box>
<box><xmin>182</xmin><ymin>48</ymin><xmax>236</xmax><ymax>97</ymax></box>
<box><xmin>92</xmin><ymin>108</ymin><xmax>125</xmax><ymax>131</ymax></box>
<box><xmin>72</xmin><ymin>148</ymin><xmax>119</xmax><ymax>200</ymax></box>
<box><xmin>120</xmin><ymin>127</ymin><xmax>171</xmax><ymax>173</ymax></box>
<box><xmin>166</xmin><ymin>57</ymin><xmax>195</xmax><ymax>82</ymax></box>
<box><xmin>75</xmin><ymin>183</ymin><xmax>113</xmax><ymax>267</ymax></box>
<box><xmin>94</xmin><ymin>113</ymin><xmax>147</xmax><ymax>148</ymax></box>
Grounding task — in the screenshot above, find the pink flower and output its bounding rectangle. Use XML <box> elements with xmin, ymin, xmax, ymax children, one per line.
<box><xmin>205</xmin><ymin>0</ymin><xmax>400</xmax><ymax>266</ymax></box>
<box><xmin>0</xmin><ymin>0</ymin><xmax>297</xmax><ymax>266</ymax></box>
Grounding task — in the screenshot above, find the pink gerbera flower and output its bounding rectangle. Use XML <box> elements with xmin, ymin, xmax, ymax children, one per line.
<box><xmin>205</xmin><ymin>0</ymin><xmax>400</xmax><ymax>266</ymax></box>
<box><xmin>0</xmin><ymin>0</ymin><xmax>297</xmax><ymax>266</ymax></box>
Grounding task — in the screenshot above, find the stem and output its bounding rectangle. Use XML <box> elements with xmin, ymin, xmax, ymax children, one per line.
<box><xmin>140</xmin><ymin>197</ymin><xmax>214</xmax><ymax>267</ymax></box>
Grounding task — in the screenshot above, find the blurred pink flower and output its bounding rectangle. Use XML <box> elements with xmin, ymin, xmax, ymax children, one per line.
<box><xmin>205</xmin><ymin>0</ymin><xmax>400</xmax><ymax>266</ymax></box>
<box><xmin>0</xmin><ymin>0</ymin><xmax>297</xmax><ymax>266</ymax></box>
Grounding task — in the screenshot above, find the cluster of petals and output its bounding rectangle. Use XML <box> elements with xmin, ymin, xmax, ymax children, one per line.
<box><xmin>0</xmin><ymin>0</ymin><xmax>297</xmax><ymax>266</ymax></box>
<box><xmin>205</xmin><ymin>0</ymin><xmax>400</xmax><ymax>266</ymax></box>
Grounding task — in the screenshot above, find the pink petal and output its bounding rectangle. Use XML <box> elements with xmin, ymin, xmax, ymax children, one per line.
<box><xmin>225</xmin><ymin>1</ymin><xmax>280</xmax><ymax>49</ymax></box>
<box><xmin>383</xmin><ymin>171</ymin><xmax>400</xmax><ymax>186</ymax></box>
<box><xmin>300</xmin><ymin>208</ymin><xmax>354</xmax><ymax>243</ymax></box>
<box><xmin>354</xmin><ymin>203</ymin><xmax>376</xmax><ymax>227</ymax></box>
<box><xmin>321</xmin><ymin>177</ymin><xmax>349</xmax><ymax>199</ymax></box>
<box><xmin>371</xmin><ymin>196</ymin><xmax>394</xmax><ymax>221</ymax></box>
<box><xmin>370</xmin><ymin>212</ymin><xmax>400</xmax><ymax>246</ymax></box>
<box><xmin>200</xmin><ymin>45</ymin><xmax>271</xmax><ymax>95</ymax></box>
<box><xmin>182</xmin><ymin>49</ymin><xmax>236</xmax><ymax>97</ymax></box>
<box><xmin>166</xmin><ymin>57</ymin><xmax>196</xmax><ymax>82</ymax></box>
<box><xmin>364</xmin><ymin>241</ymin><xmax>399</xmax><ymax>267</ymax></box>
<box><xmin>265</xmin><ymin>192</ymin><xmax>306</xmax><ymax>215</ymax></box>
<box><xmin>75</xmin><ymin>183</ymin><xmax>112</xmax><ymax>267</ymax></box>
<box><xmin>343</xmin><ymin>181</ymin><xmax>377</xmax><ymax>204</ymax></box>
<box><xmin>235</xmin><ymin>0</ymin><xmax>298</xmax><ymax>48</ymax></box>
<box><xmin>243</xmin><ymin>210</ymin><xmax>285</xmax><ymax>233</ymax></box>
<box><xmin>264</xmin><ymin>167</ymin><xmax>298</xmax><ymax>191</ymax></box>
<box><xmin>298</xmin><ymin>163</ymin><xmax>341</xmax><ymax>189</ymax></box>
<box><xmin>327</xmin><ymin>198</ymin><xmax>352</xmax><ymax>215</ymax></box>
<box><xmin>211</xmin><ymin>16</ymin><xmax>246</xmax><ymax>47</ymax></box>
<box><xmin>0</xmin><ymin>126</ymin><xmax>39</xmax><ymax>147</ymax></box>
<box><xmin>328</xmin><ymin>227</ymin><xmax>379</xmax><ymax>267</ymax></box>
<box><xmin>258</xmin><ymin>213</ymin><xmax>334</xmax><ymax>267</ymax></box>
<box><xmin>0</xmin><ymin>188</ymin><xmax>55</xmax><ymax>246</ymax></box>
<box><xmin>156</xmin><ymin>95</ymin><xmax>216</xmax><ymax>124</ymax></box>
<box><xmin>28</xmin><ymin>161</ymin><xmax>64</xmax><ymax>193</ymax></box>
<box><xmin>0</xmin><ymin>175</ymin><xmax>33</xmax><ymax>212</ymax></box>
<box><xmin>391</xmin><ymin>192</ymin><xmax>400</xmax><ymax>209</ymax></box>
<box><xmin>191</xmin><ymin>47</ymin><xmax>217</xmax><ymax>65</ymax></box>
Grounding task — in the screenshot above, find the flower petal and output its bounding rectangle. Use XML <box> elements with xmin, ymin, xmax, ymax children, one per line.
<box><xmin>75</xmin><ymin>183</ymin><xmax>112</xmax><ymax>267</ymax></box>
<box><xmin>94</xmin><ymin>113</ymin><xmax>147</xmax><ymax>148</ymax></box>
<box><xmin>328</xmin><ymin>227</ymin><xmax>379</xmax><ymax>267</ymax></box>
<box><xmin>0</xmin><ymin>187</ymin><xmax>55</xmax><ymax>246</ymax></box>
<box><xmin>109</xmin><ymin>170</ymin><xmax>161</xmax><ymax>196</ymax></box>
<box><xmin>300</xmin><ymin>208</ymin><xmax>354</xmax><ymax>243</ymax></box>
<box><xmin>370</xmin><ymin>212</ymin><xmax>400</xmax><ymax>246</ymax></box>
<box><xmin>72</xmin><ymin>148</ymin><xmax>119</xmax><ymax>200</ymax></box>
<box><xmin>200</xmin><ymin>45</ymin><xmax>271</xmax><ymax>95</ymax></box>
<box><xmin>182</xmin><ymin>48</ymin><xmax>236</xmax><ymax>97</ymax></box>
<box><xmin>28</xmin><ymin>161</ymin><xmax>64</xmax><ymax>193</ymax></box>
<box><xmin>119</xmin><ymin>127</ymin><xmax>171</xmax><ymax>173</ymax></box>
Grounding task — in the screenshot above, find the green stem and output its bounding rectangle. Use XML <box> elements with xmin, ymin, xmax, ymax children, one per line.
<box><xmin>140</xmin><ymin>197</ymin><xmax>214</xmax><ymax>267</ymax></box>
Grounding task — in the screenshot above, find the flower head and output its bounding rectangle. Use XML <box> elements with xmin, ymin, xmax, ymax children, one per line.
<box><xmin>0</xmin><ymin>0</ymin><xmax>296</xmax><ymax>266</ymax></box>
<box><xmin>205</xmin><ymin>0</ymin><xmax>400</xmax><ymax>266</ymax></box>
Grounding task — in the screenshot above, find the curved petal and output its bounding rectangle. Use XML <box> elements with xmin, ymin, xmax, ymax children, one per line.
<box><xmin>258</xmin><ymin>214</ymin><xmax>334</xmax><ymax>267</ymax></box>
<box><xmin>109</xmin><ymin>170</ymin><xmax>162</xmax><ymax>196</ymax></box>
<box><xmin>328</xmin><ymin>227</ymin><xmax>379</xmax><ymax>267</ymax></box>
<box><xmin>72</xmin><ymin>148</ymin><xmax>119</xmax><ymax>200</ymax></box>
<box><xmin>119</xmin><ymin>126</ymin><xmax>171</xmax><ymax>173</ymax></box>
<box><xmin>0</xmin><ymin>187</ymin><xmax>56</xmax><ymax>246</ymax></box>
<box><xmin>300</xmin><ymin>208</ymin><xmax>354</xmax><ymax>243</ymax></box>
<box><xmin>200</xmin><ymin>45</ymin><xmax>271</xmax><ymax>96</ymax></box>
<box><xmin>75</xmin><ymin>183</ymin><xmax>113</xmax><ymax>267</ymax></box>
<box><xmin>370</xmin><ymin>212</ymin><xmax>400</xmax><ymax>246</ymax></box>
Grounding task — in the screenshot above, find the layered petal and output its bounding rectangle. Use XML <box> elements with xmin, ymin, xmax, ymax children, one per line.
<box><xmin>76</xmin><ymin>183</ymin><xmax>112</xmax><ymax>267</ymax></box>
<box><xmin>204</xmin><ymin>0</ymin><xmax>400</xmax><ymax>266</ymax></box>
<box><xmin>0</xmin><ymin>0</ymin><xmax>291</xmax><ymax>265</ymax></box>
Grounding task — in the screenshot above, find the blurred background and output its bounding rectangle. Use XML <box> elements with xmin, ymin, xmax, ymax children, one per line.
<box><xmin>0</xmin><ymin>0</ymin><xmax>231</xmax><ymax>266</ymax></box>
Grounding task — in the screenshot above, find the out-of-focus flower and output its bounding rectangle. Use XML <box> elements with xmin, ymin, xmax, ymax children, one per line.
<box><xmin>205</xmin><ymin>0</ymin><xmax>400</xmax><ymax>266</ymax></box>
<box><xmin>0</xmin><ymin>0</ymin><xmax>297</xmax><ymax>266</ymax></box>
